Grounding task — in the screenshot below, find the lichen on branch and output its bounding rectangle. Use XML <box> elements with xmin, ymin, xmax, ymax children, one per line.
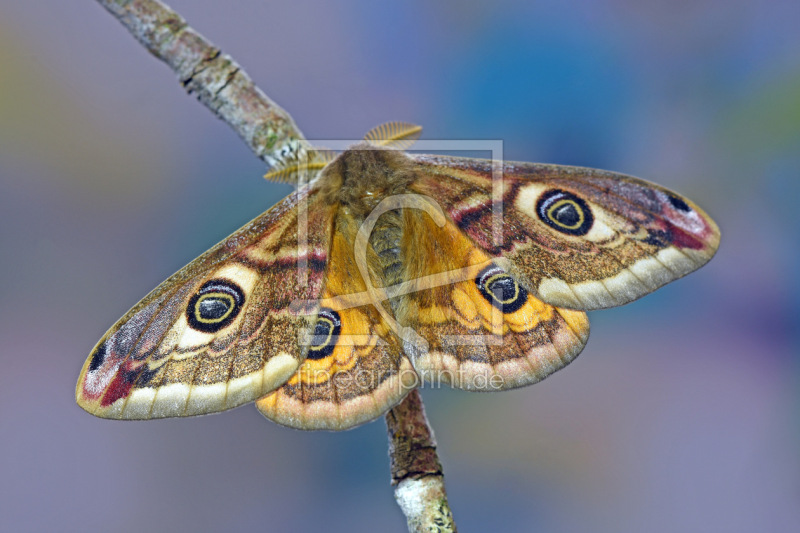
<box><xmin>95</xmin><ymin>0</ymin><xmax>309</xmax><ymax>171</ymax></box>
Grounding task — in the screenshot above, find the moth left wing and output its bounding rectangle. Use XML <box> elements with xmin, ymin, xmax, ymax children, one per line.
<box><xmin>255</xmin><ymin>212</ymin><xmax>418</xmax><ymax>430</ymax></box>
<box><xmin>76</xmin><ymin>186</ymin><xmax>334</xmax><ymax>419</ymax></box>
<box><xmin>409</xmin><ymin>154</ymin><xmax>720</xmax><ymax>310</ymax></box>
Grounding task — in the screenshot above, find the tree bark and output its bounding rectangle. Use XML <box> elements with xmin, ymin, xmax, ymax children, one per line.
<box><xmin>95</xmin><ymin>0</ymin><xmax>309</xmax><ymax>172</ymax></box>
<box><xmin>387</xmin><ymin>390</ymin><xmax>457</xmax><ymax>532</ymax></box>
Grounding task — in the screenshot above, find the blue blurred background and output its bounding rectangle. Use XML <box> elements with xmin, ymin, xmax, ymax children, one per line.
<box><xmin>1</xmin><ymin>1</ymin><xmax>798</xmax><ymax>531</ymax></box>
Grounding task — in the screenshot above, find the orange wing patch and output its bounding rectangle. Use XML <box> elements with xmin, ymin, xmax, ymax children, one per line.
<box><xmin>256</xmin><ymin>218</ymin><xmax>417</xmax><ymax>430</ymax></box>
<box><xmin>285</xmin><ymin>304</ymin><xmax>376</xmax><ymax>387</ymax></box>
<box><xmin>397</xmin><ymin>208</ymin><xmax>589</xmax><ymax>391</ymax></box>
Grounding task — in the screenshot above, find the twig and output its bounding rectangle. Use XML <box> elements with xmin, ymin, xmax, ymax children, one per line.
<box><xmin>386</xmin><ymin>390</ymin><xmax>457</xmax><ymax>532</ymax></box>
<box><xmin>95</xmin><ymin>0</ymin><xmax>309</xmax><ymax>172</ymax></box>
<box><xmin>95</xmin><ymin>1</ymin><xmax>457</xmax><ymax>530</ymax></box>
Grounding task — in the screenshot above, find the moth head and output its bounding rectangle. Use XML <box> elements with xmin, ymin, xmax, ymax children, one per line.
<box><xmin>319</xmin><ymin>143</ymin><xmax>417</xmax><ymax>216</ymax></box>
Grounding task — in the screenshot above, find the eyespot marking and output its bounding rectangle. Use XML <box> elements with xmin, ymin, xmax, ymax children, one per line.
<box><xmin>186</xmin><ymin>279</ymin><xmax>245</xmax><ymax>333</ymax></box>
<box><xmin>88</xmin><ymin>341</ymin><xmax>108</xmax><ymax>372</ymax></box>
<box><xmin>536</xmin><ymin>189</ymin><xmax>594</xmax><ymax>236</ymax></box>
<box><xmin>306</xmin><ymin>308</ymin><xmax>341</xmax><ymax>360</ymax></box>
<box><xmin>476</xmin><ymin>265</ymin><xmax>528</xmax><ymax>313</ymax></box>
<box><xmin>667</xmin><ymin>193</ymin><xmax>691</xmax><ymax>212</ymax></box>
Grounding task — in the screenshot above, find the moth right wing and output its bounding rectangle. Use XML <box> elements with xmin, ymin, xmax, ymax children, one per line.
<box><xmin>394</xmin><ymin>204</ymin><xmax>589</xmax><ymax>392</ymax></box>
<box><xmin>76</xmin><ymin>185</ymin><xmax>335</xmax><ymax>419</ymax></box>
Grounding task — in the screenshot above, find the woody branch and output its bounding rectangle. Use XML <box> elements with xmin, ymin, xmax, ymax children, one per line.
<box><xmin>94</xmin><ymin>1</ymin><xmax>456</xmax><ymax>531</ymax></box>
<box><xmin>95</xmin><ymin>0</ymin><xmax>306</xmax><ymax>170</ymax></box>
<box><xmin>387</xmin><ymin>389</ymin><xmax>456</xmax><ymax>532</ymax></box>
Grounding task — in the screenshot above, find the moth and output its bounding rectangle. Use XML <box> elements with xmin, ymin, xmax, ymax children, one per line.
<box><xmin>76</xmin><ymin>123</ymin><xmax>720</xmax><ymax>430</ymax></box>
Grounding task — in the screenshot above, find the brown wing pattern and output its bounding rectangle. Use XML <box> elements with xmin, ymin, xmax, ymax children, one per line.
<box><xmin>409</xmin><ymin>154</ymin><xmax>720</xmax><ymax>310</ymax></box>
<box><xmin>76</xmin><ymin>186</ymin><xmax>336</xmax><ymax>419</ymax></box>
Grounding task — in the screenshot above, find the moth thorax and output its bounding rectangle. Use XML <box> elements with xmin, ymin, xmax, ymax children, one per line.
<box><xmin>327</xmin><ymin>145</ymin><xmax>416</xmax><ymax>216</ymax></box>
<box><xmin>368</xmin><ymin>210</ymin><xmax>405</xmax><ymax>296</ymax></box>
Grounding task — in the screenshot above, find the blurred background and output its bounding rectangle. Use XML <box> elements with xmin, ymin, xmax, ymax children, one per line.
<box><xmin>1</xmin><ymin>1</ymin><xmax>798</xmax><ymax>531</ymax></box>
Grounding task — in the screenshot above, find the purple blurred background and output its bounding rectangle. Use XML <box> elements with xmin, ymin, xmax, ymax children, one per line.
<box><xmin>2</xmin><ymin>1</ymin><xmax>798</xmax><ymax>531</ymax></box>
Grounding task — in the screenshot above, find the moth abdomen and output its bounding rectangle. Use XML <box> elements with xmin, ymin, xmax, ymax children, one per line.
<box><xmin>368</xmin><ymin>210</ymin><xmax>405</xmax><ymax>290</ymax></box>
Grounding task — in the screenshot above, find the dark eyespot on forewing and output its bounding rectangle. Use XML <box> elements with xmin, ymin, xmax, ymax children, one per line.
<box><xmin>306</xmin><ymin>308</ymin><xmax>341</xmax><ymax>360</ymax></box>
<box><xmin>186</xmin><ymin>279</ymin><xmax>245</xmax><ymax>333</ymax></box>
<box><xmin>475</xmin><ymin>265</ymin><xmax>528</xmax><ymax>313</ymax></box>
<box><xmin>667</xmin><ymin>193</ymin><xmax>691</xmax><ymax>212</ymax></box>
<box><xmin>88</xmin><ymin>341</ymin><xmax>108</xmax><ymax>372</ymax></box>
<box><xmin>198</xmin><ymin>297</ymin><xmax>233</xmax><ymax>320</ymax></box>
<box><xmin>536</xmin><ymin>189</ymin><xmax>594</xmax><ymax>236</ymax></box>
